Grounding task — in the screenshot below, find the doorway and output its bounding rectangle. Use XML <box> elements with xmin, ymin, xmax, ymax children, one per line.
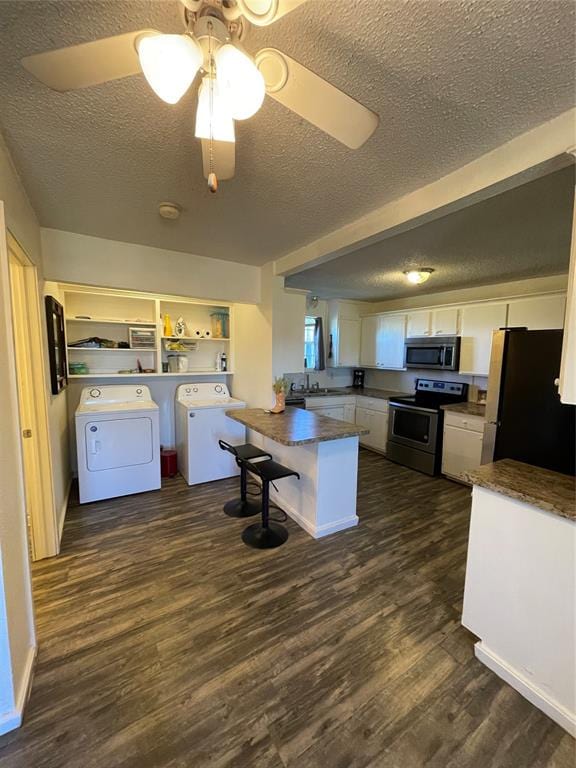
<box><xmin>7</xmin><ymin>232</ymin><xmax>58</xmax><ymax>560</ymax></box>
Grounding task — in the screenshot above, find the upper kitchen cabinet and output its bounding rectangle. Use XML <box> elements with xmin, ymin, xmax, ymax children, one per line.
<box><xmin>406</xmin><ymin>311</ymin><xmax>431</xmax><ymax>337</ymax></box>
<box><xmin>328</xmin><ymin>300</ymin><xmax>362</xmax><ymax>367</ymax></box>
<box><xmin>459</xmin><ymin>303</ymin><xmax>507</xmax><ymax>375</ymax></box>
<box><xmin>432</xmin><ymin>307</ymin><xmax>460</xmax><ymax>336</ymax></box>
<box><xmin>406</xmin><ymin>307</ymin><xmax>459</xmax><ymax>337</ymax></box>
<box><xmin>360</xmin><ymin>313</ymin><xmax>406</xmax><ymax>369</ymax></box>
<box><xmin>360</xmin><ymin>315</ymin><xmax>379</xmax><ymax>367</ymax></box>
<box><xmin>507</xmin><ymin>294</ymin><xmax>566</xmax><ymax>330</ymax></box>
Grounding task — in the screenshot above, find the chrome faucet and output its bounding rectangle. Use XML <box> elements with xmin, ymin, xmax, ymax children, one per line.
<box><xmin>305</xmin><ymin>373</ymin><xmax>310</xmax><ymax>390</ymax></box>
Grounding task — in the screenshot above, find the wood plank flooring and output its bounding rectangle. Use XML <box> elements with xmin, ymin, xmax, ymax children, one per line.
<box><xmin>0</xmin><ymin>450</ymin><xmax>573</xmax><ymax>767</ymax></box>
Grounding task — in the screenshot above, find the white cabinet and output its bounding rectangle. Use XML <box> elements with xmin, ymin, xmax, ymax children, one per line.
<box><xmin>305</xmin><ymin>395</ymin><xmax>356</xmax><ymax>424</ymax></box>
<box><xmin>327</xmin><ymin>300</ymin><xmax>362</xmax><ymax>368</ymax></box>
<box><xmin>432</xmin><ymin>307</ymin><xmax>459</xmax><ymax>336</ymax></box>
<box><xmin>360</xmin><ymin>315</ymin><xmax>379</xmax><ymax>367</ymax></box>
<box><xmin>311</xmin><ymin>405</ymin><xmax>346</xmax><ymax>420</ymax></box>
<box><xmin>406</xmin><ymin>311</ymin><xmax>431</xmax><ymax>337</ymax></box>
<box><xmin>377</xmin><ymin>314</ymin><xmax>406</xmax><ymax>369</ymax></box>
<box><xmin>355</xmin><ymin>396</ymin><xmax>389</xmax><ymax>453</ymax></box>
<box><xmin>407</xmin><ymin>308</ymin><xmax>459</xmax><ymax>337</ymax></box>
<box><xmin>507</xmin><ymin>295</ymin><xmax>566</xmax><ymax>330</ymax></box>
<box><xmin>459</xmin><ymin>303</ymin><xmax>507</xmax><ymax>376</ymax></box>
<box><xmin>361</xmin><ymin>314</ymin><xmax>406</xmax><ymax>369</ymax></box>
<box><xmin>442</xmin><ymin>411</ymin><xmax>485</xmax><ymax>482</ymax></box>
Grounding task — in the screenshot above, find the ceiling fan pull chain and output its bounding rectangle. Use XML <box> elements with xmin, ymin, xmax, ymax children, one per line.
<box><xmin>207</xmin><ymin>19</ymin><xmax>218</xmax><ymax>193</ymax></box>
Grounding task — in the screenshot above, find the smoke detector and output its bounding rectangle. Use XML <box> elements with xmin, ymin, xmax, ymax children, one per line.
<box><xmin>158</xmin><ymin>202</ymin><xmax>182</xmax><ymax>220</ymax></box>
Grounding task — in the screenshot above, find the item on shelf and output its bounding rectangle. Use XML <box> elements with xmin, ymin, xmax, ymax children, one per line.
<box><xmin>118</xmin><ymin>369</ymin><xmax>133</xmax><ymax>374</ymax></box>
<box><xmin>165</xmin><ymin>339</ymin><xmax>198</xmax><ymax>352</ymax></box>
<box><xmin>129</xmin><ymin>327</ymin><xmax>156</xmax><ymax>349</ymax></box>
<box><xmin>142</xmin><ymin>368</ymin><xmax>155</xmax><ymax>373</ymax></box>
<box><xmin>118</xmin><ymin>341</ymin><xmax>130</xmax><ymax>349</ymax></box>
<box><xmin>174</xmin><ymin>316</ymin><xmax>186</xmax><ymax>338</ymax></box>
<box><xmin>163</xmin><ymin>314</ymin><xmax>173</xmax><ymax>337</ymax></box>
<box><xmin>210</xmin><ymin>311</ymin><xmax>229</xmax><ymax>339</ymax></box>
<box><xmin>162</xmin><ymin>362</ymin><xmax>169</xmax><ymax>373</ymax></box>
<box><xmin>192</xmin><ymin>328</ymin><xmax>202</xmax><ymax>338</ymax></box>
<box><xmin>69</xmin><ymin>362</ymin><xmax>89</xmax><ymax>375</ymax></box>
<box><xmin>203</xmin><ymin>329</ymin><xmax>212</xmax><ymax>339</ymax></box>
<box><xmin>216</xmin><ymin>351</ymin><xmax>228</xmax><ymax>372</ymax></box>
<box><xmin>168</xmin><ymin>355</ymin><xmax>189</xmax><ymax>373</ymax></box>
<box><xmin>68</xmin><ymin>336</ymin><xmax>117</xmax><ymax>348</ymax></box>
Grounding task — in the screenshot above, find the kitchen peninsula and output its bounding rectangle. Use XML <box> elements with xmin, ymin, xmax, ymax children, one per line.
<box><xmin>462</xmin><ymin>459</ymin><xmax>576</xmax><ymax>736</ymax></box>
<box><xmin>226</xmin><ymin>407</ymin><xmax>369</xmax><ymax>538</ymax></box>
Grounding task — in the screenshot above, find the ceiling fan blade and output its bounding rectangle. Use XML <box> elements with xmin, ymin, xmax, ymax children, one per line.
<box><xmin>255</xmin><ymin>48</ymin><xmax>379</xmax><ymax>149</ymax></box>
<box><xmin>201</xmin><ymin>140</ymin><xmax>236</xmax><ymax>181</ymax></box>
<box><xmin>233</xmin><ymin>0</ymin><xmax>309</xmax><ymax>26</ymax></box>
<box><xmin>21</xmin><ymin>30</ymin><xmax>158</xmax><ymax>92</ymax></box>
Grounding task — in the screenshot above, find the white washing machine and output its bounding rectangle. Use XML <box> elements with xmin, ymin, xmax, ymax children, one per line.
<box><xmin>175</xmin><ymin>383</ymin><xmax>247</xmax><ymax>486</ymax></box>
<box><xmin>75</xmin><ymin>385</ymin><xmax>161</xmax><ymax>504</ymax></box>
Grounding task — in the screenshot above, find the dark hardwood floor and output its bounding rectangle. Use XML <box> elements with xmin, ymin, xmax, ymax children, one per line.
<box><xmin>0</xmin><ymin>450</ymin><xmax>573</xmax><ymax>767</ymax></box>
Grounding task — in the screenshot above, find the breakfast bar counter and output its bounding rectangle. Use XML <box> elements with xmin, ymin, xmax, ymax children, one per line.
<box><xmin>226</xmin><ymin>406</ymin><xmax>368</xmax><ymax>446</ymax></box>
<box><xmin>226</xmin><ymin>407</ymin><xmax>368</xmax><ymax>539</ymax></box>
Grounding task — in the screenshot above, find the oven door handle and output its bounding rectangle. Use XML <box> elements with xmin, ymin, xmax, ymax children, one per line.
<box><xmin>390</xmin><ymin>402</ymin><xmax>438</xmax><ymax>415</ymax></box>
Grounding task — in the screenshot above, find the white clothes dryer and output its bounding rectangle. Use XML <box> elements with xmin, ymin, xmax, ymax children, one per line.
<box><xmin>75</xmin><ymin>385</ymin><xmax>161</xmax><ymax>504</ymax></box>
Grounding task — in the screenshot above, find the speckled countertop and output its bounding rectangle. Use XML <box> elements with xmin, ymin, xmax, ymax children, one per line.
<box><xmin>441</xmin><ymin>402</ymin><xmax>486</xmax><ymax>417</ymax></box>
<box><xmin>226</xmin><ymin>407</ymin><xmax>369</xmax><ymax>446</ymax></box>
<box><xmin>466</xmin><ymin>459</ymin><xmax>575</xmax><ymax>520</ymax></box>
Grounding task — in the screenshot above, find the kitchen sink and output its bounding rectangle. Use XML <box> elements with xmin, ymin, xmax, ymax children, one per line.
<box><xmin>295</xmin><ymin>388</ymin><xmax>346</xmax><ymax>396</ymax></box>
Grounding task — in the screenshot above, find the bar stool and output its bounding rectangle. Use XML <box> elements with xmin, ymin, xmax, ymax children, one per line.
<box><xmin>242</xmin><ymin>459</ymin><xmax>300</xmax><ymax>549</ymax></box>
<box><xmin>218</xmin><ymin>440</ymin><xmax>272</xmax><ymax>518</ymax></box>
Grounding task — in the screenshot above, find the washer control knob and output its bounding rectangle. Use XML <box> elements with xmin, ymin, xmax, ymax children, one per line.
<box><xmin>89</xmin><ymin>388</ymin><xmax>101</xmax><ymax>398</ymax></box>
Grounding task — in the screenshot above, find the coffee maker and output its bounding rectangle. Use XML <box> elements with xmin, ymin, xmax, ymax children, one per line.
<box><xmin>353</xmin><ymin>369</ymin><xmax>365</xmax><ymax>389</ymax></box>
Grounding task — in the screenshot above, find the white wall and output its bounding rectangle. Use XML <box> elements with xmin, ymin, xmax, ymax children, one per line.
<box><xmin>41</xmin><ymin>229</ymin><xmax>261</xmax><ymax>305</ymax></box>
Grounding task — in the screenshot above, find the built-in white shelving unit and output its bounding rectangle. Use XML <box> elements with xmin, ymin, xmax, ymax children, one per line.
<box><xmin>62</xmin><ymin>286</ymin><xmax>233</xmax><ymax>379</ymax></box>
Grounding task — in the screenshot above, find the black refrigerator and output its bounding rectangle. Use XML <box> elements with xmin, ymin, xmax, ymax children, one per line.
<box><xmin>481</xmin><ymin>329</ymin><xmax>575</xmax><ymax>476</ymax></box>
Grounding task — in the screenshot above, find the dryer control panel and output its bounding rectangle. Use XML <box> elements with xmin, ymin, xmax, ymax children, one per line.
<box><xmin>80</xmin><ymin>385</ymin><xmax>153</xmax><ymax>405</ymax></box>
<box><xmin>176</xmin><ymin>383</ymin><xmax>231</xmax><ymax>403</ymax></box>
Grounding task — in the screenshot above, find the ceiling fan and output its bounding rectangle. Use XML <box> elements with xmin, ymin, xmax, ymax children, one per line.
<box><xmin>21</xmin><ymin>0</ymin><xmax>379</xmax><ymax>192</ymax></box>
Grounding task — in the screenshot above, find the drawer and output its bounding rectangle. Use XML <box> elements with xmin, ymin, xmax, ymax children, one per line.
<box><xmin>355</xmin><ymin>396</ymin><xmax>388</xmax><ymax>413</ymax></box>
<box><xmin>444</xmin><ymin>410</ymin><xmax>485</xmax><ymax>433</ymax></box>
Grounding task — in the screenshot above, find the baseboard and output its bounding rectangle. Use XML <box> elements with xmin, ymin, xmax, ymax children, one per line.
<box><xmin>270</xmin><ymin>488</ymin><xmax>358</xmax><ymax>539</ymax></box>
<box><xmin>475</xmin><ymin>642</ymin><xmax>576</xmax><ymax>737</ymax></box>
<box><xmin>0</xmin><ymin>644</ymin><xmax>37</xmax><ymax>736</ymax></box>
<box><xmin>58</xmin><ymin>477</ymin><xmax>73</xmax><ymax>545</ymax></box>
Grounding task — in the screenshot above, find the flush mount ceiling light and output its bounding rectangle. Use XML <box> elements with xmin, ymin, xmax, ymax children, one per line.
<box><xmin>158</xmin><ymin>202</ymin><xmax>182</xmax><ymax>220</ymax></box>
<box><xmin>21</xmin><ymin>0</ymin><xmax>380</xmax><ymax>193</ymax></box>
<box><xmin>404</xmin><ymin>268</ymin><xmax>435</xmax><ymax>285</ymax></box>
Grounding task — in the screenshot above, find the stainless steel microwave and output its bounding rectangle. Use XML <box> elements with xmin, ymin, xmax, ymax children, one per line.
<box><xmin>404</xmin><ymin>336</ymin><xmax>461</xmax><ymax>370</ymax></box>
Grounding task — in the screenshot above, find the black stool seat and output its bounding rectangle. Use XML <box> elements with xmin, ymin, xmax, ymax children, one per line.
<box><xmin>218</xmin><ymin>441</ymin><xmax>272</xmax><ymax>518</ymax></box>
<box><xmin>245</xmin><ymin>459</ymin><xmax>300</xmax><ymax>483</ymax></box>
<box><xmin>242</xmin><ymin>460</ymin><xmax>300</xmax><ymax>550</ymax></box>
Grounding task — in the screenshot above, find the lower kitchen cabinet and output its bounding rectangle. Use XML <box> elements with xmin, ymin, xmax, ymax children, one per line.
<box><xmin>305</xmin><ymin>396</ymin><xmax>356</xmax><ymax>423</ymax></box>
<box><xmin>442</xmin><ymin>411</ymin><xmax>485</xmax><ymax>482</ymax></box>
<box><xmin>355</xmin><ymin>398</ymin><xmax>389</xmax><ymax>453</ymax></box>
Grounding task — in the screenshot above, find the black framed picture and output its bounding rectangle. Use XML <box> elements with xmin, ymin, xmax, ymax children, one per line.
<box><xmin>45</xmin><ymin>295</ymin><xmax>67</xmax><ymax>395</ymax></box>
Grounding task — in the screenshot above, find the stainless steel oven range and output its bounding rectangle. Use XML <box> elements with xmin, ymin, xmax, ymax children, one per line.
<box><xmin>387</xmin><ymin>379</ymin><xmax>468</xmax><ymax>475</ymax></box>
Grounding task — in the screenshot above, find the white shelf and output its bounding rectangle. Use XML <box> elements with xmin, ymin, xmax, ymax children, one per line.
<box><xmin>67</xmin><ymin>347</ymin><xmax>155</xmax><ymax>353</ymax></box>
<box><xmin>68</xmin><ymin>371</ymin><xmax>234</xmax><ymax>379</ymax></box>
<box><xmin>161</xmin><ymin>336</ymin><xmax>230</xmax><ymax>341</ymax></box>
<box><xmin>65</xmin><ymin>317</ymin><xmax>156</xmax><ymax>326</ymax></box>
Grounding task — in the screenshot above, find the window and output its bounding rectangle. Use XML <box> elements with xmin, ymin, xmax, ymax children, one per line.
<box><xmin>304</xmin><ymin>316</ymin><xmax>317</xmax><ymax>369</ymax></box>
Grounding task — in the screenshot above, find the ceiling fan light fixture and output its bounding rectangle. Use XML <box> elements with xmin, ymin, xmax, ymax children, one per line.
<box><xmin>137</xmin><ymin>33</ymin><xmax>202</xmax><ymax>104</ymax></box>
<box><xmin>404</xmin><ymin>268</ymin><xmax>435</xmax><ymax>285</ymax></box>
<box><xmin>195</xmin><ymin>76</ymin><xmax>235</xmax><ymax>143</ymax></box>
<box><xmin>215</xmin><ymin>44</ymin><xmax>265</xmax><ymax>120</ymax></box>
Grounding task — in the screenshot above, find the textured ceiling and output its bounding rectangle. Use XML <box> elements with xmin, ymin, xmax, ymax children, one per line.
<box><xmin>286</xmin><ymin>167</ymin><xmax>575</xmax><ymax>299</ymax></box>
<box><xmin>0</xmin><ymin>0</ymin><xmax>574</xmax><ymax>266</ymax></box>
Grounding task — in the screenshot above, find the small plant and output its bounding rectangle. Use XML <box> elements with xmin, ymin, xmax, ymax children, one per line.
<box><xmin>273</xmin><ymin>377</ymin><xmax>290</xmax><ymax>394</ymax></box>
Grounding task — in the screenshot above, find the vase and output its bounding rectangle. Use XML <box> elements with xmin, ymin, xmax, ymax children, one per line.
<box><xmin>270</xmin><ymin>391</ymin><xmax>286</xmax><ymax>414</ymax></box>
